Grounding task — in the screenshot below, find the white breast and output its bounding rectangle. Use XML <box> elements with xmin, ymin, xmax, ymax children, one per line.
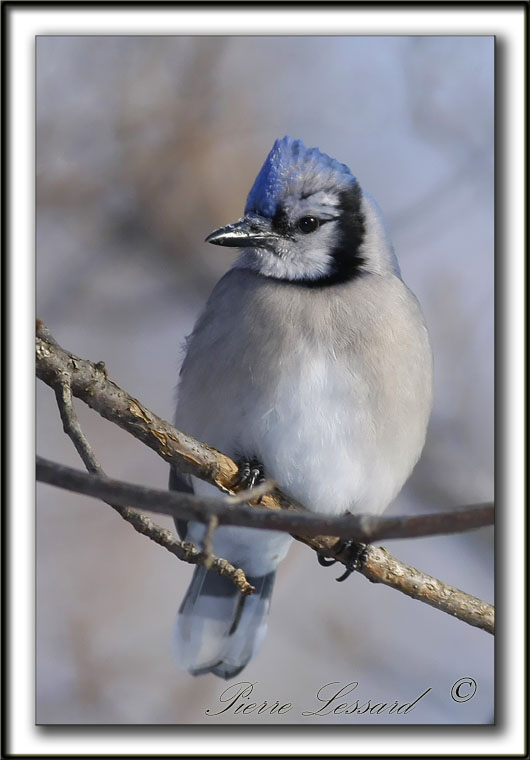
<box><xmin>176</xmin><ymin>268</ymin><xmax>433</xmax><ymax>519</ymax></box>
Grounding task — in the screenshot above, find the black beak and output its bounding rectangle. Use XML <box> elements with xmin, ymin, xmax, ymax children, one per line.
<box><xmin>205</xmin><ymin>216</ymin><xmax>279</xmax><ymax>248</ymax></box>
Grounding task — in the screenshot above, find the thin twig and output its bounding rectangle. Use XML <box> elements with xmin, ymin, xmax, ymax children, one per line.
<box><xmin>201</xmin><ymin>515</ymin><xmax>219</xmax><ymax>570</ymax></box>
<box><xmin>228</xmin><ymin>479</ymin><xmax>277</xmax><ymax>505</ymax></box>
<box><xmin>54</xmin><ymin>381</ymin><xmax>101</xmax><ymax>474</ymax></box>
<box><xmin>49</xmin><ymin>379</ymin><xmax>254</xmax><ymax>595</ymax></box>
<box><xmin>36</xmin><ymin>456</ymin><xmax>493</xmax><ymax>543</ymax></box>
<box><xmin>36</xmin><ymin>456</ymin><xmax>494</xmax><ymax>635</ymax></box>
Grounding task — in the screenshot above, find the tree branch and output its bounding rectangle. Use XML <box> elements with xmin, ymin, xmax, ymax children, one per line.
<box><xmin>46</xmin><ymin>355</ymin><xmax>255</xmax><ymax>595</ymax></box>
<box><xmin>35</xmin><ymin>321</ymin><xmax>494</xmax><ymax>540</ymax></box>
<box><xmin>37</xmin><ymin>458</ymin><xmax>494</xmax><ymax>634</ymax></box>
<box><xmin>36</xmin><ymin>456</ymin><xmax>493</xmax><ymax>543</ymax></box>
<box><xmin>36</xmin><ymin>321</ymin><xmax>494</xmax><ymax>634</ymax></box>
<box><xmin>54</xmin><ymin>379</ymin><xmax>101</xmax><ymax>474</ymax></box>
<box><xmin>352</xmin><ymin>545</ymin><xmax>494</xmax><ymax>634</ymax></box>
<box><xmin>36</xmin><ymin>320</ymin><xmax>242</xmax><ymax>495</ymax></box>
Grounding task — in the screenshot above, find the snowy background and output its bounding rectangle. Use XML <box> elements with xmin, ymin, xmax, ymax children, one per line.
<box><xmin>36</xmin><ymin>36</ymin><xmax>494</xmax><ymax>724</ymax></box>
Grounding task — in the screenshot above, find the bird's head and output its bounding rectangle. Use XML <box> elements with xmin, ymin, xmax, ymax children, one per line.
<box><xmin>206</xmin><ymin>136</ymin><xmax>400</xmax><ymax>287</ymax></box>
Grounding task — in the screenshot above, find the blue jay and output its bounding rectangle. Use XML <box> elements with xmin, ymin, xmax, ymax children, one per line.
<box><xmin>170</xmin><ymin>137</ymin><xmax>433</xmax><ymax>679</ymax></box>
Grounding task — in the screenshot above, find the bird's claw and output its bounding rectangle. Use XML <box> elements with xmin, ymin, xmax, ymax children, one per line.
<box><xmin>317</xmin><ymin>554</ymin><xmax>337</xmax><ymax>567</ymax></box>
<box><xmin>234</xmin><ymin>457</ymin><xmax>266</xmax><ymax>500</ymax></box>
<box><xmin>317</xmin><ymin>540</ymin><xmax>368</xmax><ymax>582</ymax></box>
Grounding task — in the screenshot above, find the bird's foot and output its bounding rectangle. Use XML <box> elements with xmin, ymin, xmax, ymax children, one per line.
<box><xmin>317</xmin><ymin>540</ymin><xmax>368</xmax><ymax>582</ymax></box>
<box><xmin>234</xmin><ymin>457</ymin><xmax>266</xmax><ymax>501</ymax></box>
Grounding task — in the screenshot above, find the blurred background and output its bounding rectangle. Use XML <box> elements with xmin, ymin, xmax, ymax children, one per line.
<box><xmin>36</xmin><ymin>36</ymin><xmax>494</xmax><ymax>725</ymax></box>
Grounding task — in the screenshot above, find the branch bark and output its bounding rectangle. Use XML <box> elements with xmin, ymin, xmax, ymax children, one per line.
<box><xmin>36</xmin><ymin>321</ymin><xmax>494</xmax><ymax>634</ymax></box>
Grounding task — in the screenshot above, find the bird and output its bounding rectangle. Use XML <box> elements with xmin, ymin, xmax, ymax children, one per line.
<box><xmin>170</xmin><ymin>136</ymin><xmax>433</xmax><ymax>680</ymax></box>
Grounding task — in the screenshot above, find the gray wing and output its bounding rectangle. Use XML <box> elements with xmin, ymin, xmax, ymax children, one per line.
<box><xmin>169</xmin><ymin>465</ymin><xmax>193</xmax><ymax>540</ymax></box>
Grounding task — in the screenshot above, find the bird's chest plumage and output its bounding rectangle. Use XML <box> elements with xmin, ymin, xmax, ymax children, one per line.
<box><xmin>245</xmin><ymin>346</ymin><xmax>374</xmax><ymax>515</ymax></box>
<box><xmin>176</xmin><ymin>269</ymin><xmax>432</xmax><ymax>516</ymax></box>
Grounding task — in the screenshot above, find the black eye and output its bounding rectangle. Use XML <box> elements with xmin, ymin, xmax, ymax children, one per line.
<box><xmin>297</xmin><ymin>216</ymin><xmax>319</xmax><ymax>234</ymax></box>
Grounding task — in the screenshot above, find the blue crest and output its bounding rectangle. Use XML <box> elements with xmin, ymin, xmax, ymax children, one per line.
<box><xmin>245</xmin><ymin>136</ymin><xmax>356</xmax><ymax>217</ymax></box>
